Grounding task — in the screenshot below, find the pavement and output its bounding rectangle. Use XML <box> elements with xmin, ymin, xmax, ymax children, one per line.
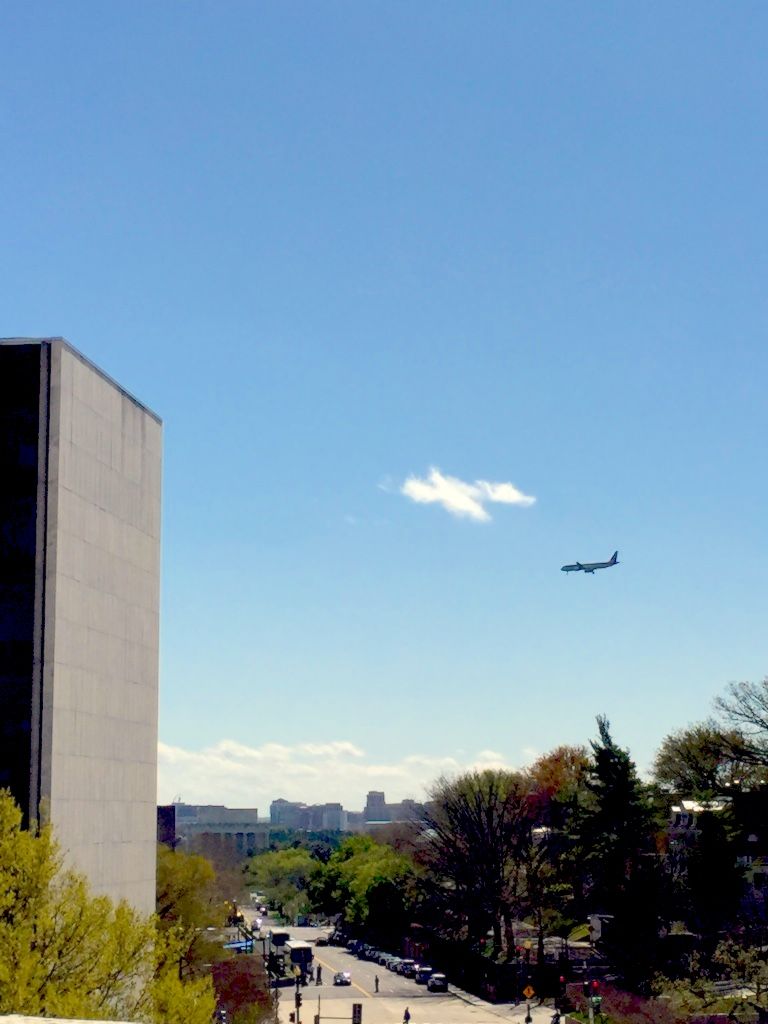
<box><xmin>249</xmin><ymin>916</ymin><xmax>562</xmax><ymax>1024</ymax></box>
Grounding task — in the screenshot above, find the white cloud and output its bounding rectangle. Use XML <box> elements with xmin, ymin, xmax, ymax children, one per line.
<box><xmin>400</xmin><ymin>467</ymin><xmax>535</xmax><ymax>521</ymax></box>
<box><xmin>157</xmin><ymin>739</ymin><xmax>528</xmax><ymax>810</ymax></box>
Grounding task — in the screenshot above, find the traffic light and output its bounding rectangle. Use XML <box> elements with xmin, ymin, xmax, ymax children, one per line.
<box><xmin>582</xmin><ymin>980</ymin><xmax>590</xmax><ymax>999</ymax></box>
<box><xmin>296</xmin><ymin>993</ymin><xmax>303</xmax><ymax>1008</ymax></box>
<box><xmin>591</xmin><ymin>979</ymin><xmax>602</xmax><ymax>1008</ymax></box>
<box><xmin>352</xmin><ymin>1004</ymin><xmax>362</xmax><ymax>1024</ymax></box>
<box><xmin>558</xmin><ymin>976</ymin><xmax>567</xmax><ymax>997</ymax></box>
<box><xmin>289</xmin><ymin>1015</ymin><xmax>295</xmax><ymax>1023</ymax></box>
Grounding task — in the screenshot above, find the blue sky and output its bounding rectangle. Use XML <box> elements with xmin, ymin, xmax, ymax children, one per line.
<box><xmin>2</xmin><ymin>2</ymin><xmax>767</xmax><ymax>809</ymax></box>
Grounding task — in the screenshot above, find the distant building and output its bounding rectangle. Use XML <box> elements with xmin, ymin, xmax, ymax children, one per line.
<box><xmin>363</xmin><ymin>790</ymin><xmax>425</xmax><ymax>825</ymax></box>
<box><xmin>159</xmin><ymin>802</ymin><xmax>267</xmax><ymax>856</ymax></box>
<box><xmin>0</xmin><ymin>338</ymin><xmax>161</xmax><ymax>914</ymax></box>
<box><xmin>270</xmin><ymin>798</ymin><xmax>348</xmax><ymax>831</ymax></box>
<box><xmin>321</xmin><ymin>802</ymin><xmax>347</xmax><ymax>831</ymax></box>
<box><xmin>364</xmin><ymin>791</ymin><xmax>388</xmax><ymax>822</ymax></box>
<box><xmin>270</xmin><ymin>798</ymin><xmax>308</xmax><ymax>828</ymax></box>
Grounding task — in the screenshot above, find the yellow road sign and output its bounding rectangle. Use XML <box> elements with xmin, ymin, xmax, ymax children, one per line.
<box><xmin>523</xmin><ymin>985</ymin><xmax>535</xmax><ymax>999</ymax></box>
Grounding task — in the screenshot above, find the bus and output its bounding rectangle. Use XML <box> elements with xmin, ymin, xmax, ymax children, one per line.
<box><xmin>267</xmin><ymin>929</ymin><xmax>291</xmax><ymax>977</ymax></box>
<box><xmin>284</xmin><ymin>940</ymin><xmax>314</xmax><ymax>980</ymax></box>
<box><xmin>268</xmin><ymin>929</ymin><xmax>290</xmax><ymax>949</ymax></box>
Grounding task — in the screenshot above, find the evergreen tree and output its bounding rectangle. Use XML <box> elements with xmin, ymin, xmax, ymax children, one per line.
<box><xmin>578</xmin><ymin>716</ymin><xmax>653</xmax><ymax>915</ymax></box>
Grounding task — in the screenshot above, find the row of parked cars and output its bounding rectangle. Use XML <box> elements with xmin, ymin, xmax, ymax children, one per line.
<box><xmin>346</xmin><ymin>942</ymin><xmax>448</xmax><ymax>992</ymax></box>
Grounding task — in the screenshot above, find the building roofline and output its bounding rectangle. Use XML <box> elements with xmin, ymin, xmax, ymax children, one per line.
<box><xmin>0</xmin><ymin>337</ymin><xmax>162</xmax><ymax>424</ymax></box>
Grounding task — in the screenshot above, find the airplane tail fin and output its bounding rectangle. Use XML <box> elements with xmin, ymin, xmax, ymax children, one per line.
<box><xmin>611</xmin><ymin>551</ymin><xmax>618</xmax><ymax>564</ymax></box>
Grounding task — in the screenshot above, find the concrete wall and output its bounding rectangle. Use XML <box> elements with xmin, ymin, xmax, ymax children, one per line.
<box><xmin>41</xmin><ymin>342</ymin><xmax>162</xmax><ymax>914</ymax></box>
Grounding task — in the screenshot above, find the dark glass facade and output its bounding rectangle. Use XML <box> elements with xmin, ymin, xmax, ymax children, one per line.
<box><xmin>0</xmin><ymin>345</ymin><xmax>42</xmax><ymax>821</ymax></box>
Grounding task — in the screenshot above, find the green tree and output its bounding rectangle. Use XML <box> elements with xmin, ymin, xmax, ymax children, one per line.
<box><xmin>156</xmin><ymin>844</ymin><xmax>226</xmax><ymax>976</ymax></box>
<box><xmin>577</xmin><ymin>716</ymin><xmax>653</xmax><ymax>915</ymax></box>
<box><xmin>713</xmin><ymin>937</ymin><xmax>768</xmax><ymax>1005</ymax></box>
<box><xmin>322</xmin><ymin>835</ymin><xmax>416</xmax><ymax>939</ymax></box>
<box><xmin>246</xmin><ymin>847</ymin><xmax>315</xmax><ymax>920</ymax></box>
<box><xmin>0</xmin><ymin>789</ymin><xmax>215</xmax><ymax>1023</ymax></box>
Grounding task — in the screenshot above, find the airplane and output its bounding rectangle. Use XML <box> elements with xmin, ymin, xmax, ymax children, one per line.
<box><xmin>561</xmin><ymin>551</ymin><xmax>619</xmax><ymax>574</ymax></box>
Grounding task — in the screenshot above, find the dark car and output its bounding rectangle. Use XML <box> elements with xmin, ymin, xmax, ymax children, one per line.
<box><xmin>415</xmin><ymin>966</ymin><xmax>433</xmax><ymax>984</ymax></box>
<box><xmin>426</xmin><ymin>973</ymin><xmax>448</xmax><ymax>992</ymax></box>
<box><xmin>333</xmin><ymin>972</ymin><xmax>352</xmax><ymax>986</ymax></box>
<box><xmin>315</xmin><ymin>934</ymin><xmax>329</xmax><ymax>947</ymax></box>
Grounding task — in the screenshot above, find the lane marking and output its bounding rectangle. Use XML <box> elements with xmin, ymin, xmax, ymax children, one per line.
<box><xmin>314</xmin><ymin>954</ymin><xmax>371</xmax><ymax>998</ymax></box>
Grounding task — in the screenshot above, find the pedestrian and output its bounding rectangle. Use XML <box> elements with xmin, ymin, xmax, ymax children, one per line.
<box><xmin>307</xmin><ymin>964</ymin><xmax>314</xmax><ymax>983</ymax></box>
<box><xmin>316</xmin><ymin>965</ymin><xmax>323</xmax><ymax>986</ymax></box>
<box><xmin>374</xmin><ymin>975</ymin><xmax>379</xmax><ymax>994</ymax></box>
<box><xmin>403</xmin><ymin>1007</ymin><xmax>410</xmax><ymax>1024</ymax></box>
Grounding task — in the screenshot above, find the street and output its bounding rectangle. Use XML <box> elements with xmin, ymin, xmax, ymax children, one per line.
<box><xmin>245</xmin><ymin>915</ymin><xmax>562</xmax><ymax>1024</ymax></box>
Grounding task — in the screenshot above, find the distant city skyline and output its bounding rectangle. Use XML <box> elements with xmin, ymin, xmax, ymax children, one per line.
<box><xmin>158</xmin><ymin>739</ymin><xmax>519</xmax><ymax>810</ymax></box>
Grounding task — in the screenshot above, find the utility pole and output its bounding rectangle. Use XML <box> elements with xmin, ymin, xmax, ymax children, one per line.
<box><xmin>295</xmin><ymin>974</ymin><xmax>303</xmax><ymax>1024</ymax></box>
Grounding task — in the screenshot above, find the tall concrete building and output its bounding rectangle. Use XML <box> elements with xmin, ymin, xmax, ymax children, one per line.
<box><xmin>0</xmin><ymin>338</ymin><xmax>162</xmax><ymax>914</ymax></box>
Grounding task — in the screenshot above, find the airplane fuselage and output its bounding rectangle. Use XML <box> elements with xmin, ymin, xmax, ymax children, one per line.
<box><xmin>561</xmin><ymin>551</ymin><xmax>619</xmax><ymax>574</ymax></box>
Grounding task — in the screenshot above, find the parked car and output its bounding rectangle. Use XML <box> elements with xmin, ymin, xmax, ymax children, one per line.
<box><xmin>397</xmin><ymin>959</ymin><xmax>416</xmax><ymax>976</ymax></box>
<box><xmin>378</xmin><ymin>953</ymin><xmax>394</xmax><ymax>966</ymax></box>
<box><xmin>387</xmin><ymin>957</ymin><xmax>402</xmax><ymax>972</ymax></box>
<box><xmin>427</xmin><ymin>973</ymin><xmax>448</xmax><ymax>992</ymax></box>
<box><xmin>415</xmin><ymin>966</ymin><xmax>433</xmax><ymax>984</ymax></box>
<box><xmin>315</xmin><ymin>934</ymin><xmax>329</xmax><ymax>947</ymax></box>
<box><xmin>333</xmin><ymin>972</ymin><xmax>352</xmax><ymax>986</ymax></box>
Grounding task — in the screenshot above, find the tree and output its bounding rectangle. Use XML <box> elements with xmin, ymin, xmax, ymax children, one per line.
<box><xmin>246</xmin><ymin>847</ymin><xmax>315</xmax><ymax>920</ymax></box>
<box><xmin>157</xmin><ymin>844</ymin><xmax>221</xmax><ymax>925</ymax></box>
<box><xmin>517</xmin><ymin>747</ymin><xmax>591</xmax><ymax>949</ymax></box>
<box><xmin>577</xmin><ymin>717</ymin><xmax>653</xmax><ymax>915</ymax></box>
<box><xmin>156</xmin><ymin>844</ymin><xmax>226</xmax><ymax>977</ymax></box>
<box><xmin>320</xmin><ymin>835</ymin><xmax>416</xmax><ymax>940</ymax></box>
<box><xmin>653</xmin><ymin>722</ymin><xmax>766</xmax><ymax>796</ymax></box>
<box><xmin>682</xmin><ymin>809</ymin><xmax>745</xmax><ymax>940</ymax></box>
<box><xmin>715</xmin><ymin>677</ymin><xmax>768</xmax><ymax>767</ymax></box>
<box><xmin>420</xmin><ymin>770</ymin><xmax>533</xmax><ymax>958</ymax></box>
<box><xmin>0</xmin><ymin>789</ymin><xmax>215</xmax><ymax>1023</ymax></box>
<box><xmin>713</xmin><ymin>937</ymin><xmax>768</xmax><ymax>1005</ymax></box>
<box><xmin>527</xmin><ymin>745</ymin><xmax>590</xmax><ymax>829</ymax></box>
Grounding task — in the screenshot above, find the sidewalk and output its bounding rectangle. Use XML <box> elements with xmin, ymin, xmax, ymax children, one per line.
<box><xmin>449</xmin><ymin>985</ymin><xmax>560</xmax><ymax>1023</ymax></box>
<box><xmin>277</xmin><ymin>993</ymin><xmax>561</xmax><ymax>1024</ymax></box>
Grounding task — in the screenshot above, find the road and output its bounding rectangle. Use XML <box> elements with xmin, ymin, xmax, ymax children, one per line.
<box><xmin>244</xmin><ymin>915</ymin><xmax>562</xmax><ymax>1024</ymax></box>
